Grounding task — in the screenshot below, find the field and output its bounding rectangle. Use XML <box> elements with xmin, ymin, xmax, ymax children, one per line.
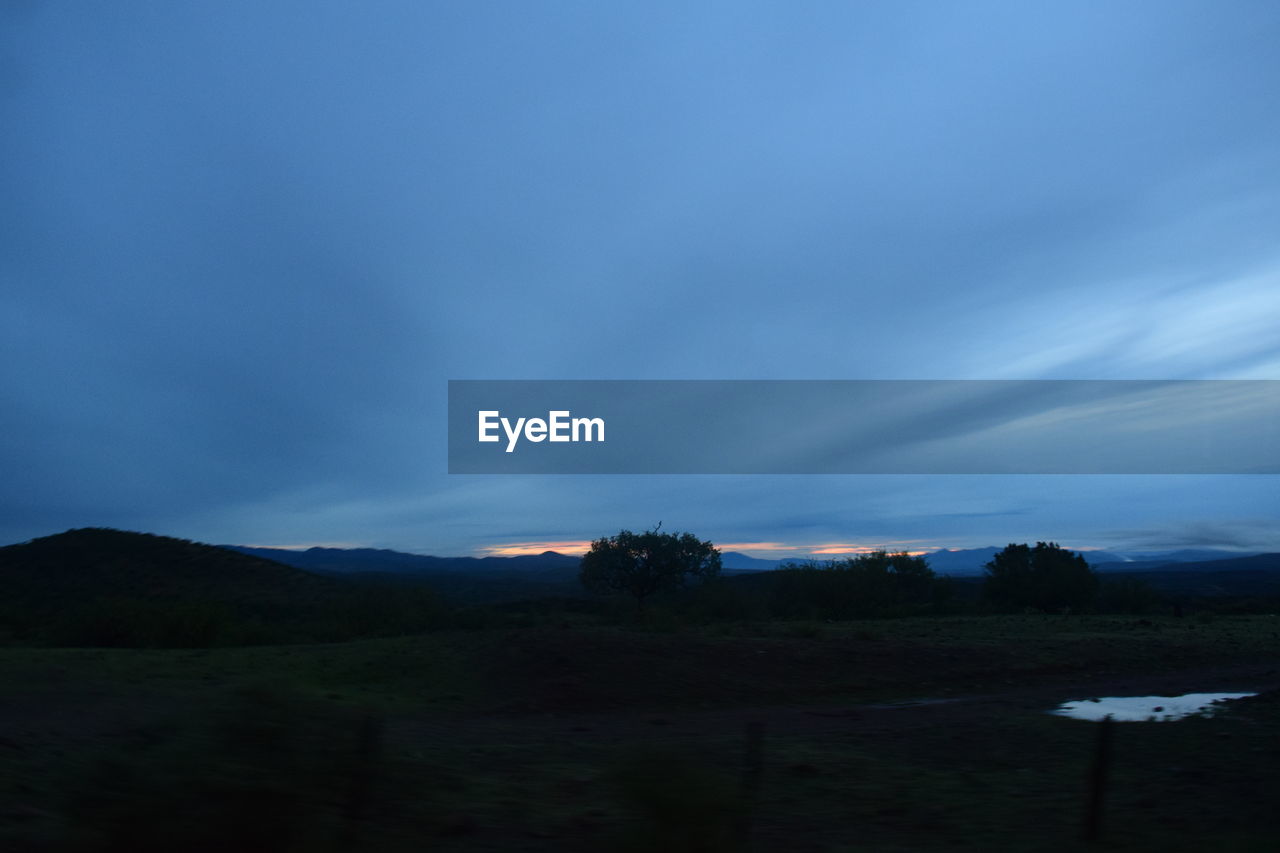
<box><xmin>3</xmin><ymin>614</ymin><xmax>1279</xmax><ymax>851</ymax></box>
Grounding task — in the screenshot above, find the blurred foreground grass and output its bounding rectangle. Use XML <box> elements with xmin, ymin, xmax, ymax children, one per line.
<box><xmin>1</xmin><ymin>615</ymin><xmax>1278</xmax><ymax>851</ymax></box>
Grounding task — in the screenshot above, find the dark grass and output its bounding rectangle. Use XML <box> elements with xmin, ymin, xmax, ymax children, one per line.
<box><xmin>2</xmin><ymin>614</ymin><xmax>1279</xmax><ymax>850</ymax></box>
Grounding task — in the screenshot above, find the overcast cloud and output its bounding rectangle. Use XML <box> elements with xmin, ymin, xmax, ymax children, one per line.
<box><xmin>3</xmin><ymin>1</ymin><xmax>1278</xmax><ymax>556</ymax></box>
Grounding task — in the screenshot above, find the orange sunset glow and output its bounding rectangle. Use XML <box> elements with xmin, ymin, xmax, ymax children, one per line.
<box><xmin>477</xmin><ymin>541</ymin><xmax>594</xmax><ymax>557</ymax></box>
<box><xmin>808</xmin><ymin>541</ymin><xmax>934</xmax><ymax>556</ymax></box>
<box><xmin>476</xmin><ymin>539</ymin><xmax>939</xmax><ymax>559</ymax></box>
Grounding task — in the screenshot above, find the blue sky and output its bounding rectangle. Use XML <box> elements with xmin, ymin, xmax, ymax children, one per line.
<box><xmin>3</xmin><ymin>1</ymin><xmax>1278</xmax><ymax>557</ymax></box>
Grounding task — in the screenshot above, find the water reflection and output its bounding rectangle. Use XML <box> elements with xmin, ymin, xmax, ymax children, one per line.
<box><xmin>1053</xmin><ymin>692</ymin><xmax>1255</xmax><ymax>722</ymax></box>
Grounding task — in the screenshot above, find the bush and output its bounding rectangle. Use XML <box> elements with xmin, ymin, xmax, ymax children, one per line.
<box><xmin>767</xmin><ymin>551</ymin><xmax>945</xmax><ymax>619</ymax></box>
<box><xmin>983</xmin><ymin>542</ymin><xmax>1099</xmax><ymax>613</ymax></box>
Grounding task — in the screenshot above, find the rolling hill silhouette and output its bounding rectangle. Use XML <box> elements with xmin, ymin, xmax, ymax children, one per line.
<box><xmin>2</xmin><ymin>527</ymin><xmax>336</xmax><ymax>604</ymax></box>
<box><xmin>0</xmin><ymin>528</ymin><xmax>445</xmax><ymax>646</ymax></box>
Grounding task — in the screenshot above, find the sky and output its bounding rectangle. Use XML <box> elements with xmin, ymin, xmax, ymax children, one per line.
<box><xmin>3</xmin><ymin>1</ymin><xmax>1279</xmax><ymax>558</ymax></box>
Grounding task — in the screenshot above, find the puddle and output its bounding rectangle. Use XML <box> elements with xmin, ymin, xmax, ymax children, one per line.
<box><xmin>1052</xmin><ymin>692</ymin><xmax>1255</xmax><ymax>722</ymax></box>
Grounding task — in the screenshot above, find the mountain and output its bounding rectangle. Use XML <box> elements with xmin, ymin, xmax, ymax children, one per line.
<box><xmin>2</xmin><ymin>527</ymin><xmax>332</xmax><ymax>605</ymax></box>
<box><xmin>918</xmin><ymin>547</ymin><xmax>1260</xmax><ymax>576</ymax></box>
<box><xmin>1113</xmin><ymin>548</ymin><xmax>1262</xmax><ymax>564</ymax></box>
<box><xmin>223</xmin><ymin>544</ymin><xmax>1264</xmax><ymax>579</ymax></box>
<box><xmin>221</xmin><ymin>544</ymin><xmax>589</xmax><ymax>605</ymax></box>
<box><xmin>718</xmin><ymin>551</ymin><xmax>791</xmax><ymax>571</ymax></box>
<box><xmin>1106</xmin><ymin>552</ymin><xmax>1280</xmax><ymax>576</ymax></box>
<box><xmin>1098</xmin><ymin>553</ymin><xmax>1280</xmax><ymax>599</ymax></box>
<box><xmin>921</xmin><ymin>548</ymin><xmax>1004</xmax><ymax>575</ymax></box>
<box><xmin>230</xmin><ymin>545</ymin><xmax>804</xmax><ymax>577</ymax></box>
<box><xmin>0</xmin><ymin>528</ymin><xmax>445</xmax><ymax>646</ymax></box>
<box><xmin>226</xmin><ymin>544</ymin><xmax>807</xmax><ymax>583</ymax></box>
<box><xmin>1073</xmin><ymin>550</ymin><xmax>1129</xmax><ymax>565</ymax></box>
<box><xmin>920</xmin><ymin>547</ymin><xmax>1130</xmax><ymax>575</ymax></box>
<box><xmin>728</xmin><ymin>547</ymin><xmax>1120</xmax><ymax>575</ymax></box>
<box><xmin>224</xmin><ymin>544</ymin><xmax>583</xmax><ymax>579</ymax></box>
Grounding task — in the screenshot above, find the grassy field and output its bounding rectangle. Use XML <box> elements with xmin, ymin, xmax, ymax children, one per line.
<box><xmin>2</xmin><ymin>614</ymin><xmax>1279</xmax><ymax>851</ymax></box>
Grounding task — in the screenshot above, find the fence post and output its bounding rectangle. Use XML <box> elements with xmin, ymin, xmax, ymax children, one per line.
<box><xmin>737</xmin><ymin>720</ymin><xmax>765</xmax><ymax>850</ymax></box>
<box><xmin>341</xmin><ymin>712</ymin><xmax>384</xmax><ymax>849</ymax></box>
<box><xmin>1083</xmin><ymin>714</ymin><xmax>1113</xmax><ymax>842</ymax></box>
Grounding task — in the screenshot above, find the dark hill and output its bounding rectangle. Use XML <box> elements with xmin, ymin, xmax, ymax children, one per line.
<box><xmin>1099</xmin><ymin>553</ymin><xmax>1280</xmax><ymax>600</ymax></box>
<box><xmin>0</xmin><ymin>528</ymin><xmax>446</xmax><ymax>646</ymax></box>
<box><xmin>2</xmin><ymin>528</ymin><xmax>335</xmax><ymax>604</ymax></box>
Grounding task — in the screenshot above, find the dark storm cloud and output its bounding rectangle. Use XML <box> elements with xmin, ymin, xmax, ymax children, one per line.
<box><xmin>1106</xmin><ymin>520</ymin><xmax>1280</xmax><ymax>552</ymax></box>
<box><xmin>2</xmin><ymin>1</ymin><xmax>1278</xmax><ymax>551</ymax></box>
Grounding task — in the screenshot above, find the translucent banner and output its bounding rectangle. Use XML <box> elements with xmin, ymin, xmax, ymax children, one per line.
<box><xmin>447</xmin><ymin>380</ymin><xmax>1280</xmax><ymax>474</ymax></box>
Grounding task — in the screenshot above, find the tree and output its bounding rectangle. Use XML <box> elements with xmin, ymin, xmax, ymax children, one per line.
<box><xmin>840</xmin><ymin>550</ymin><xmax>937</xmax><ymax>604</ymax></box>
<box><xmin>579</xmin><ymin>525</ymin><xmax>721</xmax><ymax>610</ymax></box>
<box><xmin>983</xmin><ymin>541</ymin><xmax>1098</xmax><ymax>612</ymax></box>
<box><xmin>771</xmin><ymin>550</ymin><xmax>941</xmax><ymax>619</ymax></box>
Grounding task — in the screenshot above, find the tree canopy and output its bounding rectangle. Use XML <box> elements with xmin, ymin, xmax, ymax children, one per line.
<box><xmin>982</xmin><ymin>541</ymin><xmax>1098</xmax><ymax>612</ymax></box>
<box><xmin>579</xmin><ymin>526</ymin><xmax>721</xmax><ymax>608</ymax></box>
<box><xmin>771</xmin><ymin>550</ymin><xmax>944</xmax><ymax>618</ymax></box>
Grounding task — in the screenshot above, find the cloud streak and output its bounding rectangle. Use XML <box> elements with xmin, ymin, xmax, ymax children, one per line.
<box><xmin>1</xmin><ymin>2</ymin><xmax>1277</xmax><ymax>552</ymax></box>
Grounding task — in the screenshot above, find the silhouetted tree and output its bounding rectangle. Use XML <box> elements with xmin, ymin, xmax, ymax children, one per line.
<box><xmin>849</xmin><ymin>550</ymin><xmax>936</xmax><ymax>600</ymax></box>
<box><xmin>772</xmin><ymin>550</ymin><xmax>941</xmax><ymax>618</ymax></box>
<box><xmin>983</xmin><ymin>541</ymin><xmax>1098</xmax><ymax>612</ymax></box>
<box><xmin>579</xmin><ymin>525</ymin><xmax>721</xmax><ymax>610</ymax></box>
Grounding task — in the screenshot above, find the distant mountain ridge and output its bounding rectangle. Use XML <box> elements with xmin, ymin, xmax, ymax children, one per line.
<box><xmin>2</xmin><ymin>531</ymin><xmax>1276</xmax><ymax>641</ymax></box>
<box><xmin>1092</xmin><ymin>552</ymin><xmax>1280</xmax><ymax>576</ymax></box>
<box><xmin>227</xmin><ymin>544</ymin><xmax>1268</xmax><ymax>578</ymax></box>
<box><xmin>720</xmin><ymin>547</ymin><xmax>1133</xmax><ymax>575</ymax></box>
<box><xmin>224</xmin><ymin>544</ymin><xmax>582</xmax><ymax>578</ymax></box>
<box><xmin>718</xmin><ymin>546</ymin><xmax>1265</xmax><ymax>576</ymax></box>
<box><xmin>5</xmin><ymin>531</ymin><xmax>1264</xmax><ymax>585</ymax></box>
<box><xmin>1118</xmin><ymin>548</ymin><xmax>1264</xmax><ymax>563</ymax></box>
<box><xmin>922</xmin><ymin>547</ymin><xmax>1121</xmax><ymax>575</ymax></box>
<box><xmin>921</xmin><ymin>546</ymin><xmax>1266</xmax><ymax>575</ymax></box>
<box><xmin>227</xmin><ymin>545</ymin><xmax>792</xmax><ymax>576</ymax></box>
<box><xmin>717</xmin><ymin>551</ymin><xmax>791</xmax><ymax>571</ymax></box>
